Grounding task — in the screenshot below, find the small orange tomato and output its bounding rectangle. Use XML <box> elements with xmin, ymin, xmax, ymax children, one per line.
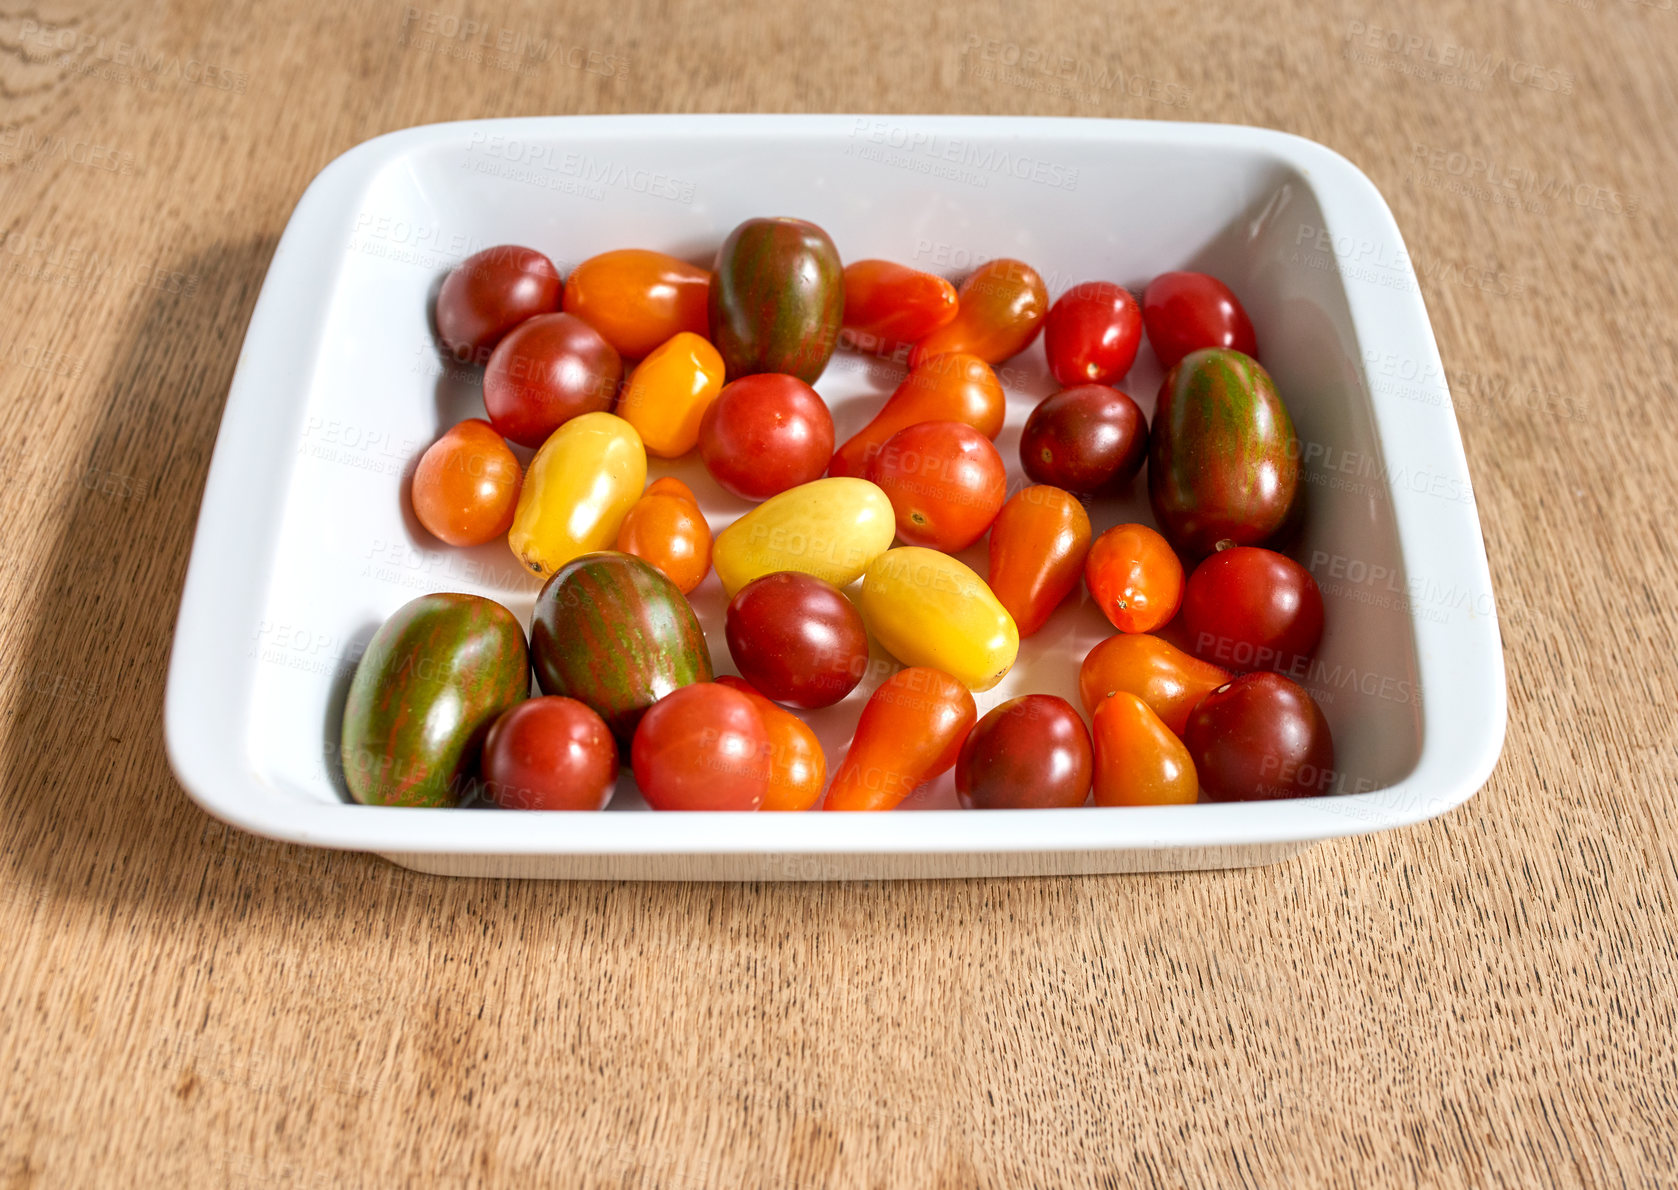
<box><xmin>909</xmin><ymin>258</ymin><xmax>1049</xmax><ymax>367</ymax></box>
<box><xmin>615</xmin><ymin>332</ymin><xmax>726</xmax><ymax>458</ymax></box>
<box><xmin>1078</xmin><ymin>634</ymin><xmax>1230</xmax><ymax>736</ymax></box>
<box><xmin>615</xmin><ymin>480</ymin><xmax>713</xmax><ymax>594</ymax></box>
<box><xmin>824</xmin><ymin>667</ymin><xmax>976</xmax><ymax>811</ymax></box>
<box><xmin>829</xmin><ymin>352</ymin><xmax>1006</xmax><ymax>479</ymax></box>
<box><xmin>1085</xmin><ymin>523</ymin><xmax>1184</xmax><ymax>633</ymax></box>
<box><xmin>842</xmin><ymin>259</ymin><xmax>959</xmax><ymax>349</ymax></box>
<box><xmin>869</xmin><ymin>421</ymin><xmax>1007</xmax><ymax>552</ymax></box>
<box><xmin>561</xmin><ymin>249</ymin><xmax>710</xmax><ymax>360</ymax></box>
<box><xmin>716</xmin><ymin>676</ymin><xmax>826</xmax><ymax>811</ymax></box>
<box><xmin>411</xmin><ymin>418</ymin><xmax>522</xmax><ymax>546</ymax></box>
<box><xmin>1091</xmin><ymin>691</ymin><xmax>1199</xmax><ymax>806</ymax></box>
<box><xmin>987</xmin><ymin>485</ymin><xmax>1092</xmax><ymax>637</ymax></box>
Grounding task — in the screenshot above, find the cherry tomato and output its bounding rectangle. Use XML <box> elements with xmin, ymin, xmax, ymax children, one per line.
<box><xmin>716</xmin><ymin>676</ymin><xmax>826</xmax><ymax>811</ymax></box>
<box><xmin>411</xmin><ymin>418</ymin><xmax>523</xmax><ymax>546</ymax></box>
<box><xmin>986</xmin><ymin>485</ymin><xmax>1091</xmax><ymax>638</ymax></box>
<box><xmin>868</xmin><ymin>421</ymin><xmax>1007</xmax><ymax>552</ymax></box>
<box><xmin>480</xmin><ymin>696</ymin><xmax>618</xmax><ymax>811</ymax></box>
<box><xmin>1091</xmin><ymin>692</ymin><xmax>1198</xmax><ymax>806</ymax></box>
<box><xmin>560</xmin><ymin>249</ymin><xmax>710</xmax><ymax>360</ymax></box>
<box><xmin>910</xmin><ymin>259</ymin><xmax>1048</xmax><ymax>367</ymax></box>
<box><xmin>1020</xmin><ymin>384</ymin><xmax>1148</xmax><ymax>494</ymax></box>
<box><xmin>841</xmin><ymin>259</ymin><xmax>959</xmax><ymax>356</ymax></box>
<box><xmin>615</xmin><ymin>478</ymin><xmax>713</xmax><ymax>595</ymax></box>
<box><xmin>1043</xmin><ymin>281</ymin><xmax>1142</xmax><ymax>387</ymax></box>
<box><xmin>955</xmin><ymin>695</ymin><xmax>1092</xmax><ymax>809</ymax></box>
<box><xmin>1084</xmin><ymin>524</ymin><xmax>1185</xmax><ymax>634</ymax></box>
<box><xmin>1180</xmin><ymin>547</ymin><xmax>1324</xmax><ymax>675</ymax></box>
<box><xmin>1141</xmin><ymin>272</ymin><xmax>1258</xmax><ymax>369</ymax></box>
<box><xmin>484</xmin><ymin>313</ymin><xmax>622</xmax><ymax>448</ymax></box>
<box><xmin>435</xmin><ymin>245</ymin><xmax>563</xmax><ymax>364</ymax></box>
<box><xmin>1185</xmin><ymin>673</ymin><xmax>1334</xmax><ymax>801</ymax></box>
<box><xmin>824</xmin><ymin>667</ymin><xmax>976</xmax><ymax>811</ymax></box>
<box><xmin>724</xmin><ymin>571</ymin><xmax>868</xmax><ymax>709</ymax></box>
<box><xmin>829</xmin><ymin>352</ymin><xmax>1006</xmax><ymax>479</ymax></box>
<box><xmin>1078</xmin><ymin>634</ymin><xmax>1229</xmax><ymax>737</ymax></box>
<box><xmin>698</xmin><ymin>373</ymin><xmax>835</xmax><ymax>500</ymax></box>
<box><xmin>631</xmin><ymin>683</ymin><xmax>768</xmax><ymax>811</ymax></box>
<box><xmin>614</xmin><ymin>332</ymin><xmax>726</xmax><ymax>458</ymax></box>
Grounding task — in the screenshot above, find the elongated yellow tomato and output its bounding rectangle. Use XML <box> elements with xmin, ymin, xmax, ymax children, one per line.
<box><xmin>614</xmin><ymin>332</ymin><xmax>726</xmax><ymax>458</ymax></box>
<box><xmin>712</xmin><ymin>477</ymin><xmax>894</xmax><ymax>597</ymax></box>
<box><xmin>508</xmin><ymin>412</ymin><xmax>647</xmax><ymax>578</ymax></box>
<box><xmin>858</xmin><ymin>547</ymin><xmax>1019</xmax><ymax>690</ymax></box>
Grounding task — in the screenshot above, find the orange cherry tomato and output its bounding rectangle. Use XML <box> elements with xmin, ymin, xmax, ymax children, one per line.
<box><xmin>829</xmin><ymin>352</ymin><xmax>1006</xmax><ymax>479</ymax></box>
<box><xmin>615</xmin><ymin>331</ymin><xmax>726</xmax><ymax>458</ymax></box>
<box><xmin>868</xmin><ymin>421</ymin><xmax>1007</xmax><ymax>552</ymax></box>
<box><xmin>1078</xmin><ymin>634</ymin><xmax>1230</xmax><ymax>736</ymax></box>
<box><xmin>410</xmin><ymin>418</ymin><xmax>522</xmax><ymax>547</ymax></box>
<box><xmin>841</xmin><ymin>259</ymin><xmax>959</xmax><ymax>354</ymax></box>
<box><xmin>561</xmin><ymin>249</ymin><xmax>710</xmax><ymax>360</ymax></box>
<box><xmin>909</xmin><ymin>258</ymin><xmax>1048</xmax><ymax>368</ymax></box>
<box><xmin>1092</xmin><ymin>692</ymin><xmax>1199</xmax><ymax>806</ymax></box>
<box><xmin>1085</xmin><ymin>523</ymin><xmax>1184</xmax><ymax>633</ymax></box>
<box><xmin>614</xmin><ymin>479</ymin><xmax>713</xmax><ymax>594</ymax></box>
<box><xmin>824</xmin><ymin>667</ymin><xmax>976</xmax><ymax>811</ymax></box>
<box><xmin>986</xmin><ymin>485</ymin><xmax>1092</xmax><ymax>637</ymax></box>
<box><xmin>715</xmin><ymin>676</ymin><xmax>826</xmax><ymax>811</ymax></box>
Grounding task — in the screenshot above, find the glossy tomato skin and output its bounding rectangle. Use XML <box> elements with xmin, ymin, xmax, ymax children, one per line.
<box><xmin>411</xmin><ymin>418</ymin><xmax>522</xmax><ymax>547</ymax></box>
<box><xmin>1142</xmin><ymin>271</ymin><xmax>1258</xmax><ymax>369</ymax></box>
<box><xmin>955</xmin><ymin>695</ymin><xmax>1092</xmax><ymax>809</ymax></box>
<box><xmin>986</xmin><ymin>485</ymin><xmax>1092</xmax><ymax>638</ymax></box>
<box><xmin>561</xmin><ymin>249</ymin><xmax>710</xmax><ymax>360</ymax></box>
<box><xmin>631</xmin><ymin>683</ymin><xmax>769</xmax><ymax>811</ymax></box>
<box><xmin>699</xmin><ymin>373</ymin><xmax>835</xmax><ymax>500</ymax></box>
<box><xmin>868</xmin><ymin>421</ymin><xmax>1007</xmax><ymax>552</ymax></box>
<box><xmin>1043</xmin><ymin>282</ymin><xmax>1143</xmax><ymax>387</ymax></box>
<box><xmin>715</xmin><ymin>676</ymin><xmax>826</xmax><ymax>811</ymax></box>
<box><xmin>1184</xmin><ymin>673</ymin><xmax>1334</xmax><ymax>801</ymax></box>
<box><xmin>1020</xmin><ymin>384</ymin><xmax>1148</xmax><ymax>494</ymax></box>
<box><xmin>1181</xmin><ymin>547</ymin><xmax>1324</xmax><ymax>674</ymax></box>
<box><xmin>1078</xmin><ymin>634</ymin><xmax>1229</xmax><ymax>737</ymax></box>
<box><xmin>824</xmin><ymin>667</ymin><xmax>977</xmax><ymax>811</ymax></box>
<box><xmin>909</xmin><ymin>259</ymin><xmax>1048</xmax><ymax>367</ymax></box>
<box><xmin>709</xmin><ymin>217</ymin><xmax>844</xmax><ymax>383</ymax></box>
<box><xmin>615</xmin><ymin>478</ymin><xmax>713</xmax><ymax>595</ymax></box>
<box><xmin>1091</xmin><ymin>692</ymin><xmax>1198</xmax><ymax>806</ymax></box>
<box><xmin>1084</xmin><ymin>524</ymin><xmax>1185</xmax><ymax>634</ymax></box>
<box><xmin>480</xmin><ymin>696</ymin><xmax>618</xmax><ymax>811</ymax></box>
<box><xmin>841</xmin><ymin>260</ymin><xmax>959</xmax><ymax>355</ymax></box>
<box><xmin>724</xmin><ymin>571</ymin><xmax>868</xmax><ymax>709</ymax></box>
<box><xmin>435</xmin><ymin>245</ymin><xmax>563</xmax><ymax>364</ymax></box>
<box><xmin>829</xmin><ymin>352</ymin><xmax>1006</xmax><ymax>479</ymax></box>
<box><xmin>484</xmin><ymin>313</ymin><xmax>623</xmax><ymax>449</ymax></box>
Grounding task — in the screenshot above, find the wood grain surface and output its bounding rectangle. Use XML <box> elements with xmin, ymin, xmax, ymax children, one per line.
<box><xmin>2</xmin><ymin>0</ymin><xmax>1675</xmax><ymax>1185</ymax></box>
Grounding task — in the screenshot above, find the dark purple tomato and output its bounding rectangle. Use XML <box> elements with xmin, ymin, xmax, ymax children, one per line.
<box><xmin>1043</xmin><ymin>281</ymin><xmax>1143</xmax><ymax>388</ymax></box>
<box><xmin>724</xmin><ymin>572</ymin><xmax>868</xmax><ymax>709</ymax></box>
<box><xmin>435</xmin><ymin>245</ymin><xmax>563</xmax><ymax>365</ymax></box>
<box><xmin>1141</xmin><ymin>271</ymin><xmax>1258</xmax><ymax>370</ymax></box>
<box><xmin>631</xmin><ymin>683</ymin><xmax>769</xmax><ymax>811</ymax></box>
<box><xmin>1180</xmin><ymin>547</ymin><xmax>1324</xmax><ymax>675</ymax></box>
<box><xmin>480</xmin><ymin>696</ymin><xmax>618</xmax><ymax>811</ymax></box>
<box><xmin>698</xmin><ymin>373</ymin><xmax>834</xmax><ymax>500</ymax></box>
<box><xmin>1183</xmin><ymin>672</ymin><xmax>1334</xmax><ymax>801</ymax></box>
<box><xmin>1019</xmin><ymin>384</ymin><xmax>1148</xmax><ymax>494</ymax></box>
<box><xmin>483</xmin><ymin>312</ymin><xmax>623</xmax><ymax>448</ymax></box>
<box><xmin>955</xmin><ymin>695</ymin><xmax>1093</xmax><ymax>809</ymax></box>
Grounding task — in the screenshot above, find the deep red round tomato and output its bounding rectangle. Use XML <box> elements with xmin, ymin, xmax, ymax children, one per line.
<box><xmin>698</xmin><ymin>373</ymin><xmax>834</xmax><ymax>500</ymax></box>
<box><xmin>1020</xmin><ymin>384</ymin><xmax>1148</xmax><ymax>494</ymax></box>
<box><xmin>955</xmin><ymin>695</ymin><xmax>1092</xmax><ymax>809</ymax></box>
<box><xmin>480</xmin><ymin>696</ymin><xmax>618</xmax><ymax>811</ymax></box>
<box><xmin>724</xmin><ymin>572</ymin><xmax>868</xmax><ymax>709</ymax></box>
<box><xmin>1184</xmin><ymin>673</ymin><xmax>1334</xmax><ymax>801</ymax></box>
<box><xmin>1043</xmin><ymin>282</ymin><xmax>1143</xmax><ymax>387</ymax></box>
<box><xmin>435</xmin><ymin>245</ymin><xmax>563</xmax><ymax>364</ymax></box>
<box><xmin>1141</xmin><ymin>272</ymin><xmax>1258</xmax><ymax>369</ymax></box>
<box><xmin>1180</xmin><ymin>547</ymin><xmax>1324</xmax><ymax>675</ymax></box>
<box><xmin>631</xmin><ymin>683</ymin><xmax>769</xmax><ymax>811</ymax></box>
<box><xmin>1084</xmin><ymin>523</ymin><xmax>1185</xmax><ymax>634</ymax></box>
<box><xmin>868</xmin><ymin>420</ymin><xmax>1007</xmax><ymax>551</ymax></box>
<box><xmin>483</xmin><ymin>312</ymin><xmax>622</xmax><ymax>448</ymax></box>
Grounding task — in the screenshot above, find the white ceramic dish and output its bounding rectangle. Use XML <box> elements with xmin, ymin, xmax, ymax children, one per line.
<box><xmin>164</xmin><ymin>114</ymin><xmax>1505</xmax><ymax>880</ymax></box>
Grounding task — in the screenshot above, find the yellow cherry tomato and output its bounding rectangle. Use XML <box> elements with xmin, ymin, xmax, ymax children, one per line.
<box><xmin>507</xmin><ymin>412</ymin><xmax>646</xmax><ymax>578</ymax></box>
<box><xmin>614</xmin><ymin>332</ymin><xmax>726</xmax><ymax>458</ymax></box>
<box><xmin>712</xmin><ymin>477</ymin><xmax>895</xmax><ymax>597</ymax></box>
<box><xmin>857</xmin><ymin>547</ymin><xmax>1019</xmax><ymax>690</ymax></box>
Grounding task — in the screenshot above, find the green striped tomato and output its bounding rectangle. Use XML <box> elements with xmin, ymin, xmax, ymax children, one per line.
<box><xmin>708</xmin><ymin>217</ymin><xmax>844</xmax><ymax>383</ymax></box>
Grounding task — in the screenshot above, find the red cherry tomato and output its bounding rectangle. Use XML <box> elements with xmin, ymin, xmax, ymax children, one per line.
<box><xmin>480</xmin><ymin>697</ymin><xmax>618</xmax><ymax>811</ymax></box>
<box><xmin>1084</xmin><ymin>524</ymin><xmax>1185</xmax><ymax>634</ymax></box>
<box><xmin>631</xmin><ymin>683</ymin><xmax>769</xmax><ymax>811</ymax></box>
<box><xmin>1043</xmin><ymin>281</ymin><xmax>1142</xmax><ymax>387</ymax></box>
<box><xmin>955</xmin><ymin>695</ymin><xmax>1092</xmax><ymax>809</ymax></box>
<box><xmin>868</xmin><ymin>420</ymin><xmax>1007</xmax><ymax>552</ymax></box>
<box><xmin>909</xmin><ymin>259</ymin><xmax>1048</xmax><ymax>368</ymax></box>
<box><xmin>824</xmin><ymin>667</ymin><xmax>977</xmax><ymax>811</ymax></box>
<box><xmin>1019</xmin><ymin>384</ymin><xmax>1148</xmax><ymax>494</ymax></box>
<box><xmin>1180</xmin><ymin>547</ymin><xmax>1324</xmax><ymax>675</ymax></box>
<box><xmin>435</xmin><ymin>245</ymin><xmax>562</xmax><ymax>364</ymax></box>
<box><xmin>724</xmin><ymin>572</ymin><xmax>869</xmax><ymax>709</ymax></box>
<box><xmin>1141</xmin><ymin>271</ymin><xmax>1258</xmax><ymax>369</ymax></box>
<box><xmin>698</xmin><ymin>373</ymin><xmax>835</xmax><ymax>500</ymax></box>
<box><xmin>715</xmin><ymin>676</ymin><xmax>826</xmax><ymax>812</ymax></box>
<box><xmin>483</xmin><ymin>313</ymin><xmax>622</xmax><ymax>448</ymax></box>
<box><xmin>828</xmin><ymin>352</ymin><xmax>1006</xmax><ymax>480</ymax></box>
<box><xmin>410</xmin><ymin>418</ymin><xmax>523</xmax><ymax>547</ymax></box>
<box><xmin>987</xmin><ymin>485</ymin><xmax>1092</xmax><ymax>639</ymax></box>
<box><xmin>841</xmin><ymin>260</ymin><xmax>959</xmax><ymax>356</ymax></box>
<box><xmin>1184</xmin><ymin>673</ymin><xmax>1334</xmax><ymax>801</ymax></box>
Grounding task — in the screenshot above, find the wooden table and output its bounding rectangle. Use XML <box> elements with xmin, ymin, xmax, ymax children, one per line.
<box><xmin>3</xmin><ymin>0</ymin><xmax>1674</xmax><ymax>1184</ymax></box>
